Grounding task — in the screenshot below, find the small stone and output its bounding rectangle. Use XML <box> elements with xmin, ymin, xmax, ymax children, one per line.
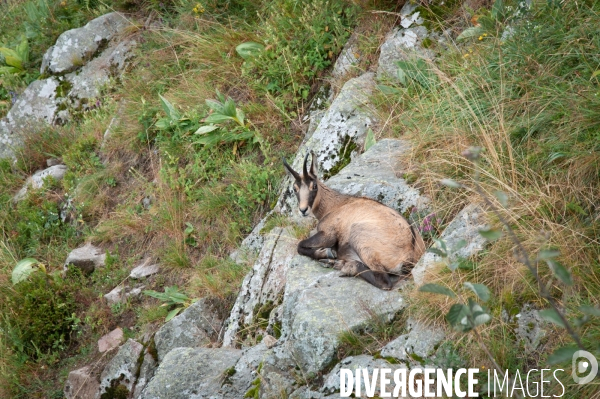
<box><xmin>47</xmin><ymin>158</ymin><xmax>61</xmax><ymax>167</ymax></box>
<box><xmin>64</xmin><ymin>366</ymin><xmax>100</xmax><ymax>399</ymax></box>
<box><xmin>129</xmin><ymin>258</ymin><xmax>160</xmax><ymax>279</ymax></box>
<box><xmin>13</xmin><ymin>164</ymin><xmax>67</xmax><ymax>202</ymax></box>
<box><xmin>98</xmin><ymin>327</ymin><xmax>123</xmax><ymax>353</ymax></box>
<box><xmin>263</xmin><ymin>334</ymin><xmax>278</xmax><ymax>349</ymax></box>
<box><xmin>104</xmin><ymin>285</ymin><xmax>125</xmax><ymax>305</ymax></box>
<box><xmin>380</xmin><ymin>318</ymin><xmax>445</xmax><ymax>363</ymax></box>
<box><xmin>64</xmin><ymin>243</ymin><xmax>106</xmax><ymax>274</ymax></box>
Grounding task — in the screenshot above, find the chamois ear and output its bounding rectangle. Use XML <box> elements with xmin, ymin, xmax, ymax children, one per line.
<box><xmin>309</xmin><ymin>151</ymin><xmax>318</xmax><ymax>179</ymax></box>
<box><xmin>282</xmin><ymin>157</ymin><xmax>301</xmax><ymax>181</ymax></box>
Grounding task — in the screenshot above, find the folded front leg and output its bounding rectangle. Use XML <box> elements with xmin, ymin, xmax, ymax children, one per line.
<box><xmin>297</xmin><ymin>231</ymin><xmax>337</xmax><ymax>260</ymax></box>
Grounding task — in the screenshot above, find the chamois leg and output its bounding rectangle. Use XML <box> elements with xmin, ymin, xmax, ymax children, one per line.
<box><xmin>297</xmin><ymin>231</ymin><xmax>337</xmax><ymax>260</ymax></box>
<box><xmin>320</xmin><ymin>259</ymin><xmax>394</xmax><ymax>290</ymax></box>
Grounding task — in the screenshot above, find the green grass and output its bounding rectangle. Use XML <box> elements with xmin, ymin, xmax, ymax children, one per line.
<box><xmin>374</xmin><ymin>1</ymin><xmax>600</xmax><ymax>397</ymax></box>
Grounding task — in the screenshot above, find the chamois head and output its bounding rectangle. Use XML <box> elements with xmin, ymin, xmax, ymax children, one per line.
<box><xmin>283</xmin><ymin>152</ymin><xmax>318</xmax><ymax>217</ymax></box>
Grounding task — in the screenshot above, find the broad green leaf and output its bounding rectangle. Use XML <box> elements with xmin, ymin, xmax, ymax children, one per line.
<box><xmin>154</xmin><ymin>118</ymin><xmax>171</xmax><ymax>130</ymax></box>
<box><xmin>377</xmin><ymin>84</ymin><xmax>401</xmax><ymax>95</ymax></box>
<box><xmin>158</xmin><ymin>94</ymin><xmax>180</xmax><ymax>120</ymax></box>
<box><xmin>580</xmin><ymin>305</ymin><xmax>600</xmax><ymax>317</ymax></box>
<box><xmin>457</xmin><ymin>26</ymin><xmax>484</xmax><ymax>41</ymax></box>
<box><xmin>165</xmin><ymin>307</ymin><xmax>183</xmax><ymax>322</ymax></box>
<box><xmin>473</xmin><ymin>312</ymin><xmax>492</xmax><ymax>326</ymax></box>
<box><xmin>143</xmin><ymin>289</ymin><xmax>170</xmax><ymax>301</ymax></box>
<box><xmin>365</xmin><ymin>129</ymin><xmax>376</xmax><ymax>151</ymax></box>
<box><xmin>223</xmin><ymin>99</ymin><xmax>237</xmax><ymax>118</ymax></box>
<box><xmin>194</xmin><ymin>125</ymin><xmax>219</xmax><ymax>135</ymax></box>
<box><xmin>538</xmin><ymin>309</ymin><xmax>566</xmax><ymax>328</ymax></box>
<box><xmin>592</xmin><ymin>70</ymin><xmax>600</xmax><ymax>79</ymax></box>
<box><xmin>538</xmin><ymin>249</ymin><xmax>560</xmax><ymax>260</ymax></box>
<box><xmin>478</xmin><ymin>227</ymin><xmax>502</xmax><ymax>241</ymax></box>
<box><xmin>235</xmin><ymin>42</ymin><xmax>264</xmax><ymax>60</ymax></box>
<box><xmin>12</xmin><ymin>258</ymin><xmax>42</xmax><ymax>285</ymax></box>
<box><xmin>446</xmin><ymin>303</ymin><xmax>468</xmax><ymax>326</ymax></box>
<box><xmin>440</xmin><ymin>178</ymin><xmax>462</xmax><ymax>188</ymax></box>
<box><xmin>16</xmin><ymin>36</ymin><xmax>28</xmax><ymax>63</ymax></box>
<box><xmin>547</xmin><ymin>345</ymin><xmax>578</xmax><ymax>365</ymax></box>
<box><xmin>491</xmin><ymin>0</ymin><xmax>505</xmax><ymax>20</ymax></box>
<box><xmin>464</xmin><ymin>282</ymin><xmax>491</xmax><ymax>302</ymax></box>
<box><xmin>494</xmin><ymin>190</ymin><xmax>508</xmax><ymax>207</ymax></box>
<box><xmin>546</xmin><ymin>259</ymin><xmax>573</xmax><ymax>286</ymax></box>
<box><xmin>419</xmin><ymin>283</ymin><xmax>456</xmax><ymax>297</ymax></box>
<box><xmin>235</xmin><ymin>108</ymin><xmax>245</xmax><ymax>127</ymax></box>
<box><xmin>205</xmin><ymin>99</ymin><xmax>224</xmax><ymax>113</ymax></box>
<box><xmin>205</xmin><ymin>113</ymin><xmax>235</xmax><ymax>124</ymax></box>
<box><xmin>0</xmin><ymin>65</ymin><xmax>19</xmax><ymax>75</ymax></box>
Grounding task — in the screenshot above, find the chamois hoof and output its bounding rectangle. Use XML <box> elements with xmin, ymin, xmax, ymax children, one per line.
<box><xmin>319</xmin><ymin>259</ymin><xmax>335</xmax><ymax>268</ymax></box>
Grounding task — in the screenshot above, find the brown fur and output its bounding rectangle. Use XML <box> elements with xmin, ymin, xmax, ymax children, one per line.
<box><xmin>283</xmin><ymin>153</ymin><xmax>426</xmax><ymax>290</ymax></box>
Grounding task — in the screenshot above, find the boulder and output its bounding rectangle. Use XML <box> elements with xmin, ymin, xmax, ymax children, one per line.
<box><xmin>377</xmin><ymin>2</ymin><xmax>435</xmax><ymax>81</ymax></box>
<box><xmin>276</xmin><ymin>255</ymin><xmax>406</xmax><ymax>376</ymax></box>
<box><xmin>13</xmin><ymin>164</ymin><xmax>68</xmax><ymax>202</ymax></box>
<box><xmin>0</xmin><ymin>78</ymin><xmax>62</xmax><ymax>159</ymax></box>
<box><xmin>139</xmin><ymin>347</ymin><xmax>242</xmax><ymax>399</ymax></box>
<box><xmin>64</xmin><ymin>243</ymin><xmax>106</xmax><ymax>274</ymax></box>
<box><xmin>96</xmin><ymin>339</ymin><xmax>144</xmax><ymax>399</ymax></box>
<box><xmin>380</xmin><ymin>318</ymin><xmax>445</xmax><ymax>364</ymax></box>
<box><xmin>220</xmin><ymin>342</ymin><xmax>272</xmax><ymax>399</ymax></box>
<box><xmin>412</xmin><ymin>203</ymin><xmax>487</xmax><ymax>286</ymax></box>
<box><xmin>331</xmin><ymin>32</ymin><xmax>360</xmax><ymax>80</ymax></box>
<box><xmin>98</xmin><ymin>327</ymin><xmax>124</xmax><ymax>353</ymax></box>
<box><xmin>64</xmin><ymin>243</ymin><xmax>106</xmax><ymax>273</ymax></box>
<box><xmin>41</xmin><ymin>12</ymin><xmax>129</xmax><ymax>75</ymax></box>
<box><xmin>154</xmin><ymin>298</ymin><xmax>222</xmax><ymax>361</ymax></box>
<box><xmin>277</xmin><ymin>72</ymin><xmax>378</xmax><ymax>216</ymax></box>
<box><xmin>64</xmin><ymin>366</ymin><xmax>100</xmax><ymax>399</ymax></box>
<box><xmin>320</xmin><ymin>355</ymin><xmax>407</xmax><ymax>396</ymax></box>
<box><xmin>223</xmin><ymin>227</ymin><xmax>297</xmax><ymax>347</ymax></box>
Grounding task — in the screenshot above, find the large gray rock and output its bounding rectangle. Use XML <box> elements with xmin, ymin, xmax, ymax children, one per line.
<box><xmin>96</xmin><ymin>339</ymin><xmax>144</xmax><ymax>399</ymax></box>
<box><xmin>223</xmin><ymin>227</ymin><xmax>297</xmax><ymax>347</ymax></box>
<box><xmin>13</xmin><ymin>164</ymin><xmax>67</xmax><ymax>201</ymax></box>
<box><xmin>64</xmin><ymin>243</ymin><xmax>106</xmax><ymax>274</ymax></box>
<box><xmin>154</xmin><ymin>298</ymin><xmax>222</xmax><ymax>361</ymax></box>
<box><xmin>140</xmin><ymin>347</ymin><xmax>242</xmax><ymax>399</ymax></box>
<box><xmin>277</xmin><ymin>72</ymin><xmax>378</xmax><ymax>216</ymax></box>
<box><xmin>41</xmin><ymin>12</ymin><xmax>129</xmax><ymax>75</ymax></box>
<box><xmin>220</xmin><ymin>342</ymin><xmax>272</xmax><ymax>399</ymax></box>
<box><xmin>412</xmin><ymin>203</ymin><xmax>487</xmax><ymax>285</ymax></box>
<box><xmin>321</xmin><ymin>355</ymin><xmax>407</xmax><ymax>397</ymax></box>
<box><xmin>326</xmin><ymin>139</ymin><xmax>428</xmax><ymax>214</ymax></box>
<box><xmin>278</xmin><ymin>255</ymin><xmax>406</xmax><ymax>376</ymax></box>
<box><xmin>0</xmin><ymin>78</ymin><xmax>62</xmax><ymax>159</ymax></box>
<box><xmin>377</xmin><ymin>3</ymin><xmax>435</xmax><ymax>81</ymax></box>
<box><xmin>64</xmin><ymin>366</ymin><xmax>100</xmax><ymax>399</ymax></box>
<box><xmin>380</xmin><ymin>318</ymin><xmax>445</xmax><ymax>364</ymax></box>
<box><xmin>65</xmin><ymin>39</ymin><xmax>136</xmax><ymax>111</ymax></box>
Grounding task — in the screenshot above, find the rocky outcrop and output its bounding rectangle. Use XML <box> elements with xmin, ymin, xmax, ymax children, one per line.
<box><xmin>0</xmin><ymin>12</ymin><xmax>134</xmax><ymax>159</ymax></box>
<box><xmin>64</xmin><ymin>366</ymin><xmax>100</xmax><ymax>399</ymax></box>
<box><xmin>96</xmin><ymin>339</ymin><xmax>144</xmax><ymax>399</ymax></box>
<box><xmin>380</xmin><ymin>318</ymin><xmax>445</xmax><ymax>365</ymax></box>
<box><xmin>41</xmin><ymin>12</ymin><xmax>129</xmax><ymax>75</ymax></box>
<box><xmin>139</xmin><ymin>347</ymin><xmax>242</xmax><ymax>399</ymax></box>
<box><xmin>412</xmin><ymin>203</ymin><xmax>487</xmax><ymax>286</ymax></box>
<box><xmin>154</xmin><ymin>298</ymin><xmax>223</xmax><ymax>361</ymax></box>
<box><xmin>64</xmin><ymin>243</ymin><xmax>106</xmax><ymax>274</ymax></box>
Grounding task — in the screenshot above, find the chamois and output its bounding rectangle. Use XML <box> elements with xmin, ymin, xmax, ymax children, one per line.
<box><xmin>283</xmin><ymin>152</ymin><xmax>425</xmax><ymax>290</ymax></box>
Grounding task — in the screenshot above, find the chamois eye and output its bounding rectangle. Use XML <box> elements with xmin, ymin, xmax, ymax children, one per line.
<box><xmin>311</xmin><ymin>183</ymin><xmax>317</xmax><ymax>190</ymax></box>
<box><xmin>293</xmin><ymin>185</ymin><xmax>299</xmax><ymax>192</ymax></box>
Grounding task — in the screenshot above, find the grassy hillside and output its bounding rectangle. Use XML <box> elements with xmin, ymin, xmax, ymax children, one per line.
<box><xmin>0</xmin><ymin>0</ymin><xmax>598</xmax><ymax>397</ymax></box>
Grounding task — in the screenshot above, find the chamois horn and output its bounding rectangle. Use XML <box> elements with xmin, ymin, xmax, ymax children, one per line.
<box><xmin>282</xmin><ymin>157</ymin><xmax>300</xmax><ymax>180</ymax></box>
<box><xmin>302</xmin><ymin>152</ymin><xmax>310</xmax><ymax>178</ymax></box>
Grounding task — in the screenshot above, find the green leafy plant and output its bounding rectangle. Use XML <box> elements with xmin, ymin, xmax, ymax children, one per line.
<box><xmin>11</xmin><ymin>258</ymin><xmax>45</xmax><ymax>285</ymax></box>
<box><xmin>194</xmin><ymin>90</ymin><xmax>264</xmax><ymax>152</ymax></box>
<box><xmin>0</xmin><ymin>35</ymin><xmax>29</xmax><ymax>75</ymax></box>
<box><xmin>143</xmin><ymin>286</ymin><xmax>196</xmax><ymax>321</ymax></box>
